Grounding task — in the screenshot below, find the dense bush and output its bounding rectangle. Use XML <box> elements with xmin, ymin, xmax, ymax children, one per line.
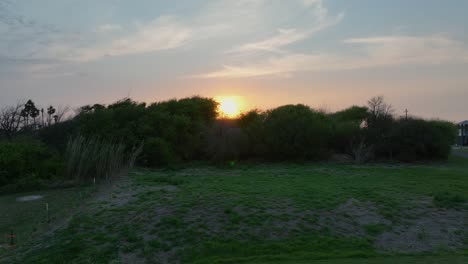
<box><xmin>147</xmin><ymin>97</ymin><xmax>218</xmax><ymax>160</ymax></box>
<box><xmin>141</xmin><ymin>137</ymin><xmax>177</xmax><ymax>166</ymax></box>
<box><xmin>238</xmin><ymin>110</ymin><xmax>267</xmax><ymax>158</ymax></box>
<box><xmin>389</xmin><ymin>119</ymin><xmax>457</xmax><ymax>161</ymax></box>
<box><xmin>237</xmin><ymin>102</ymin><xmax>456</xmax><ymax>162</ymax></box>
<box><xmin>76</xmin><ymin>99</ymin><xmax>147</xmax><ymax>148</ymax></box>
<box><xmin>76</xmin><ymin>97</ymin><xmax>218</xmax><ymax>164</ymax></box>
<box><xmin>0</xmin><ymin>138</ymin><xmax>63</xmax><ymax>187</ymax></box>
<box><xmin>204</xmin><ymin>119</ymin><xmax>248</xmax><ymax>162</ymax></box>
<box><xmin>38</xmin><ymin>119</ymin><xmax>79</xmax><ymax>152</ymax></box>
<box><xmin>329</xmin><ymin>106</ymin><xmax>368</xmax><ymax>154</ymax></box>
<box><xmin>262</xmin><ymin>105</ymin><xmax>333</xmax><ymax>160</ymax></box>
<box><xmin>0</xmin><ymin>95</ymin><xmax>459</xmax><ymax>189</ymax></box>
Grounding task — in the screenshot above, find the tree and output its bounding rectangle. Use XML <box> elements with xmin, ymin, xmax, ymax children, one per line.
<box><xmin>20</xmin><ymin>100</ymin><xmax>40</xmax><ymax>129</ymax></box>
<box><xmin>53</xmin><ymin>105</ymin><xmax>71</xmax><ymax>123</ymax></box>
<box><xmin>329</xmin><ymin>106</ymin><xmax>368</xmax><ymax>154</ymax></box>
<box><xmin>366</xmin><ymin>96</ymin><xmax>393</xmax><ymax>129</ymax></box>
<box><xmin>0</xmin><ymin>103</ymin><xmax>25</xmax><ymax>140</ymax></box>
<box><xmin>364</xmin><ymin>96</ymin><xmax>397</xmax><ymax>159</ymax></box>
<box><xmin>47</xmin><ymin>106</ymin><xmax>56</xmax><ymax>126</ymax></box>
<box><xmin>262</xmin><ymin>104</ymin><xmax>332</xmax><ymax>160</ymax></box>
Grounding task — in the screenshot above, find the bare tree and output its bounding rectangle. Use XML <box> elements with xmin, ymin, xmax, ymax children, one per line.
<box><xmin>0</xmin><ymin>103</ymin><xmax>25</xmax><ymax>140</ymax></box>
<box><xmin>54</xmin><ymin>105</ymin><xmax>71</xmax><ymax>123</ymax></box>
<box><xmin>366</xmin><ymin>96</ymin><xmax>394</xmax><ymax>129</ymax></box>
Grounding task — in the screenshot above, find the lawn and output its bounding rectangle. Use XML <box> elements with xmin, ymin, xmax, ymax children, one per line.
<box><xmin>0</xmin><ymin>187</ymin><xmax>93</xmax><ymax>249</ymax></box>
<box><xmin>1</xmin><ymin>156</ymin><xmax>468</xmax><ymax>263</ymax></box>
<box><xmin>253</xmin><ymin>256</ymin><xmax>468</xmax><ymax>264</ymax></box>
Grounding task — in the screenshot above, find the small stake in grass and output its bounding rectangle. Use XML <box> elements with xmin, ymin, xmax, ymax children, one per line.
<box><xmin>46</xmin><ymin>203</ymin><xmax>50</xmax><ymax>223</ymax></box>
<box><xmin>6</xmin><ymin>230</ymin><xmax>16</xmax><ymax>249</ymax></box>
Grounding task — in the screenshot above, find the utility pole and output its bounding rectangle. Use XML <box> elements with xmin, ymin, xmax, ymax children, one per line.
<box><xmin>404</xmin><ymin>109</ymin><xmax>408</xmax><ymax>120</ymax></box>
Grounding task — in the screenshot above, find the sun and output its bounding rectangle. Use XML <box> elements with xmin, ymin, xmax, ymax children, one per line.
<box><xmin>217</xmin><ymin>96</ymin><xmax>242</xmax><ymax>118</ymax></box>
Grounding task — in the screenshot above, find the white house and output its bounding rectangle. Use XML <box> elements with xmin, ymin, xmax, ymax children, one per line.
<box><xmin>457</xmin><ymin>120</ymin><xmax>468</xmax><ymax>146</ymax></box>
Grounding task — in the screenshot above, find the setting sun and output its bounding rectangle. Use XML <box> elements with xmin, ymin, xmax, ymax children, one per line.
<box><xmin>217</xmin><ymin>96</ymin><xmax>243</xmax><ymax>118</ymax></box>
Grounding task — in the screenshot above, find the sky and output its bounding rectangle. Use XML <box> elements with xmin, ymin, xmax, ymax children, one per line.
<box><xmin>1</xmin><ymin>0</ymin><xmax>468</xmax><ymax>121</ymax></box>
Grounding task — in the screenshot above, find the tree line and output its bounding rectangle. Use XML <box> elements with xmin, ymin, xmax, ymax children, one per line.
<box><xmin>0</xmin><ymin>96</ymin><xmax>457</xmax><ymax>192</ymax></box>
<box><xmin>0</xmin><ymin>100</ymin><xmax>69</xmax><ymax>140</ymax></box>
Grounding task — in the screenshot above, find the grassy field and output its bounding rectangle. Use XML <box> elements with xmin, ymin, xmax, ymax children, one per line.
<box><xmin>0</xmin><ymin>187</ymin><xmax>93</xmax><ymax>249</ymax></box>
<box><xmin>1</xmin><ymin>157</ymin><xmax>468</xmax><ymax>263</ymax></box>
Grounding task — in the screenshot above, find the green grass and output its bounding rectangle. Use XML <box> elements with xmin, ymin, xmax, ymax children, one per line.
<box><xmin>0</xmin><ymin>187</ymin><xmax>92</xmax><ymax>249</ymax></box>
<box><xmin>453</xmin><ymin>148</ymin><xmax>468</xmax><ymax>153</ymax></box>
<box><xmin>250</xmin><ymin>256</ymin><xmax>468</xmax><ymax>264</ymax></box>
<box><xmin>2</xmin><ymin>156</ymin><xmax>468</xmax><ymax>263</ymax></box>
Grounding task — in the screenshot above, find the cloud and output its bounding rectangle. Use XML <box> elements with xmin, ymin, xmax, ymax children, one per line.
<box><xmin>94</xmin><ymin>24</ymin><xmax>122</xmax><ymax>33</ymax></box>
<box><xmin>70</xmin><ymin>16</ymin><xmax>192</xmax><ymax>62</ymax></box>
<box><xmin>196</xmin><ymin>35</ymin><xmax>468</xmax><ymax>78</ymax></box>
<box><xmin>0</xmin><ymin>0</ymin><xmax>62</xmax><ymax>63</ymax></box>
<box><xmin>1</xmin><ymin>0</ymin><xmax>343</xmax><ymax>68</ymax></box>
<box><xmin>228</xmin><ymin>28</ymin><xmax>310</xmax><ymax>54</ymax></box>
<box><xmin>228</xmin><ymin>0</ymin><xmax>343</xmax><ymax>54</ymax></box>
<box><xmin>194</xmin><ymin>54</ymin><xmax>345</xmax><ymax>78</ymax></box>
<box><xmin>0</xmin><ymin>0</ymin><xmax>271</xmax><ymax>64</ymax></box>
<box><xmin>344</xmin><ymin>35</ymin><xmax>468</xmax><ymax>66</ymax></box>
<box><xmin>4</xmin><ymin>0</ymin><xmax>467</xmax><ymax>80</ymax></box>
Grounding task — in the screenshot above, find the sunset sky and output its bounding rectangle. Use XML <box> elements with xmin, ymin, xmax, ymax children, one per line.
<box><xmin>1</xmin><ymin>0</ymin><xmax>468</xmax><ymax>121</ymax></box>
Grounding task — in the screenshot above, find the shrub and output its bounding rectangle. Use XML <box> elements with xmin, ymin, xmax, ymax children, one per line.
<box><xmin>363</xmin><ymin>96</ymin><xmax>395</xmax><ymax>159</ymax></box>
<box><xmin>141</xmin><ymin>137</ymin><xmax>176</xmax><ymax>166</ymax></box>
<box><xmin>329</xmin><ymin>106</ymin><xmax>368</xmax><ymax>154</ymax></box>
<box><xmin>205</xmin><ymin>119</ymin><xmax>248</xmax><ymax>162</ymax></box>
<box><xmin>263</xmin><ymin>105</ymin><xmax>332</xmax><ymax>160</ymax></box>
<box><xmin>76</xmin><ymin>99</ymin><xmax>147</xmax><ymax>148</ymax></box>
<box><xmin>38</xmin><ymin>119</ymin><xmax>78</xmax><ymax>152</ymax></box>
<box><xmin>331</xmin><ymin>106</ymin><xmax>368</xmax><ymax>122</ymax></box>
<box><xmin>147</xmin><ymin>97</ymin><xmax>218</xmax><ymax>161</ymax></box>
<box><xmin>0</xmin><ymin>138</ymin><xmax>63</xmax><ymax>187</ymax></box>
<box><xmin>390</xmin><ymin>119</ymin><xmax>457</xmax><ymax>161</ymax></box>
<box><xmin>75</xmin><ymin>97</ymin><xmax>218</xmax><ymax>166</ymax></box>
<box><xmin>238</xmin><ymin>110</ymin><xmax>267</xmax><ymax>158</ymax></box>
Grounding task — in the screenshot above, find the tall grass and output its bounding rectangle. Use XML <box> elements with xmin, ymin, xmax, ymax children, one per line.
<box><xmin>65</xmin><ymin>136</ymin><xmax>142</xmax><ymax>182</ymax></box>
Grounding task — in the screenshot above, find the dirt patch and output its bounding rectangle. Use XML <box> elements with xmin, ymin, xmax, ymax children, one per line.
<box><xmin>117</xmin><ymin>252</ymin><xmax>146</xmax><ymax>264</ymax></box>
<box><xmin>317</xmin><ymin>198</ymin><xmax>391</xmax><ymax>237</ymax></box>
<box><xmin>94</xmin><ymin>176</ymin><xmax>178</xmax><ymax>209</ymax></box>
<box><xmin>375</xmin><ymin>207</ymin><xmax>467</xmax><ymax>253</ymax></box>
<box><xmin>313</xmin><ymin>198</ymin><xmax>468</xmax><ymax>253</ymax></box>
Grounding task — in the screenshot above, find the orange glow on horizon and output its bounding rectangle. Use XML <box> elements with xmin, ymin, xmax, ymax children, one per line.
<box><xmin>216</xmin><ymin>96</ymin><xmax>244</xmax><ymax>118</ymax></box>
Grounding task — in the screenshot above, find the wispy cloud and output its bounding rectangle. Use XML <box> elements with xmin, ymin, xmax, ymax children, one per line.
<box><xmin>228</xmin><ymin>28</ymin><xmax>310</xmax><ymax>54</ymax></box>
<box><xmin>69</xmin><ymin>16</ymin><xmax>192</xmax><ymax>62</ymax></box>
<box><xmin>94</xmin><ymin>24</ymin><xmax>122</xmax><ymax>33</ymax></box>
<box><xmin>3</xmin><ymin>0</ymin><xmax>468</xmax><ymax>80</ymax></box>
<box><xmin>196</xmin><ymin>35</ymin><xmax>468</xmax><ymax>78</ymax></box>
<box><xmin>344</xmin><ymin>35</ymin><xmax>468</xmax><ymax>66</ymax></box>
<box><xmin>228</xmin><ymin>0</ymin><xmax>343</xmax><ymax>54</ymax></box>
<box><xmin>0</xmin><ymin>0</ymin><xmax>271</xmax><ymax>64</ymax></box>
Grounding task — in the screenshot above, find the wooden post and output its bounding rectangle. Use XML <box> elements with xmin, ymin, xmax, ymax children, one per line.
<box><xmin>46</xmin><ymin>203</ymin><xmax>50</xmax><ymax>223</ymax></box>
<box><xmin>7</xmin><ymin>229</ymin><xmax>16</xmax><ymax>249</ymax></box>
